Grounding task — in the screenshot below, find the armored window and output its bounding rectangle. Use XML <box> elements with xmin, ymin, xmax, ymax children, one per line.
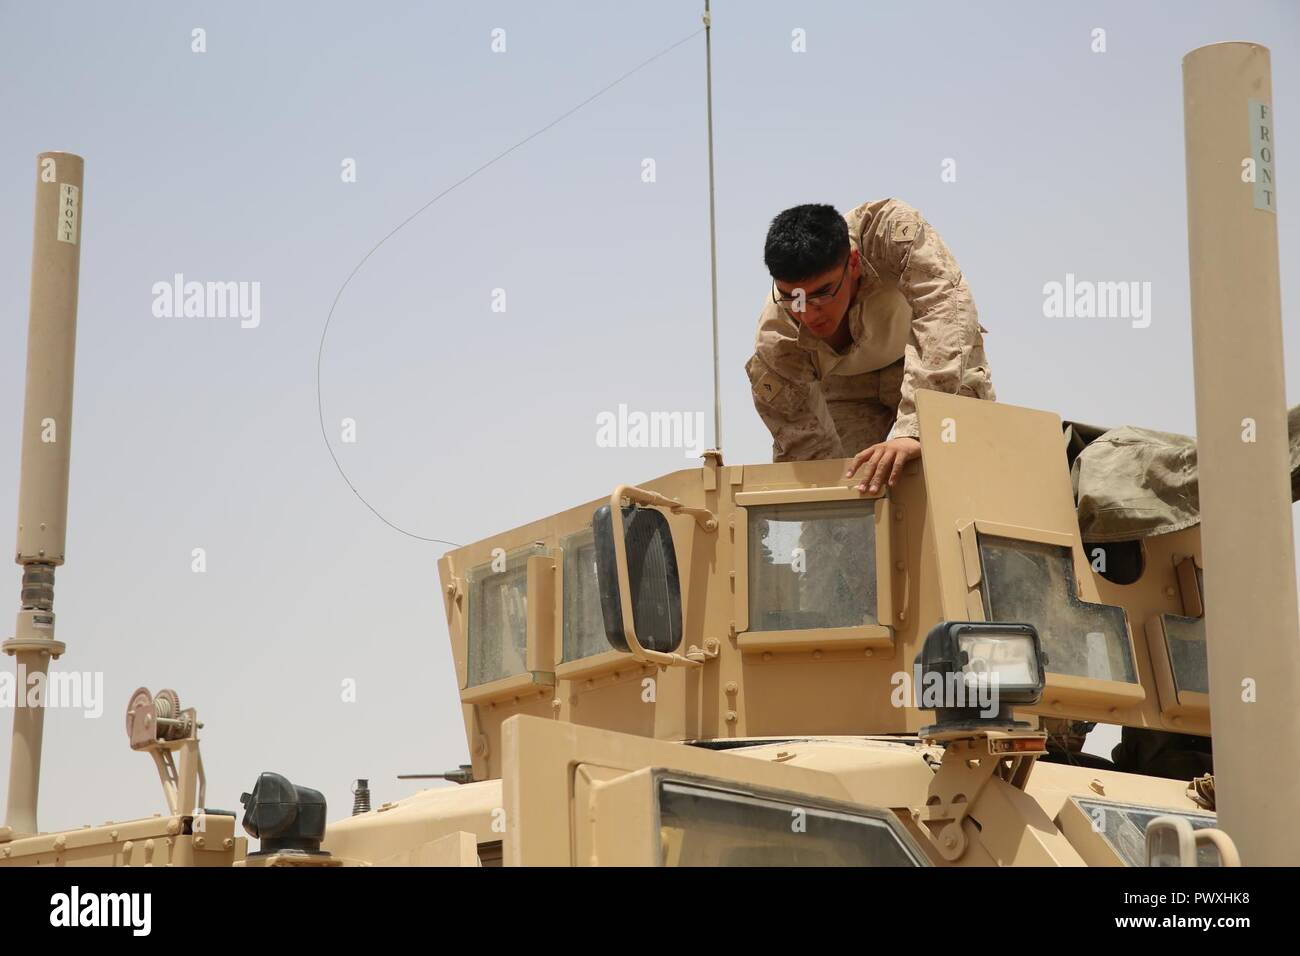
<box><xmin>1158</xmin><ymin>563</ymin><xmax>1208</xmax><ymax>696</ymax></box>
<box><xmin>1072</xmin><ymin>798</ymin><xmax>1219</xmax><ymax>867</ymax></box>
<box><xmin>746</xmin><ymin>500</ymin><xmax>877</xmax><ymax>632</ymax></box>
<box><xmin>1160</xmin><ymin>614</ymin><xmax>1208</xmax><ymax>695</ymax></box>
<box><xmin>466</xmin><ymin>543</ymin><xmax>548</xmax><ymax>687</ymax></box>
<box><xmin>561</xmin><ymin>526</ymin><xmax>607</xmax><ymax>662</ymax></box>
<box><xmin>978</xmin><ymin>535</ymin><xmax>1137</xmax><ymax>684</ymax></box>
<box><xmin>657</xmin><ymin>780</ymin><xmax>923</xmax><ymax>867</ymax></box>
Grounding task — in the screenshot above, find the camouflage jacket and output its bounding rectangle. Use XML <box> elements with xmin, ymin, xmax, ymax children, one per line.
<box><xmin>746</xmin><ymin>199</ymin><xmax>994</xmax><ymax>461</ymax></box>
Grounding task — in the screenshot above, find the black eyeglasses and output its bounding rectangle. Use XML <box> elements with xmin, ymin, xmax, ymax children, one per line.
<box><xmin>771</xmin><ymin>255</ymin><xmax>851</xmax><ymax>313</ymax></box>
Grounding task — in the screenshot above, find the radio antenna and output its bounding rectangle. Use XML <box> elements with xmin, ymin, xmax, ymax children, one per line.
<box><xmin>704</xmin><ymin>1</ymin><xmax>722</xmax><ymax>455</ymax></box>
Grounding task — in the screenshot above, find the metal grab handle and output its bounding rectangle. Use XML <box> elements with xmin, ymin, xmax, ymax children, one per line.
<box><xmin>1193</xmin><ymin>828</ymin><xmax>1241</xmax><ymax>867</ymax></box>
<box><xmin>1146</xmin><ymin>816</ymin><xmax>1240</xmax><ymax>867</ymax></box>
<box><xmin>606</xmin><ymin>485</ymin><xmax>714</xmax><ymax>668</ymax></box>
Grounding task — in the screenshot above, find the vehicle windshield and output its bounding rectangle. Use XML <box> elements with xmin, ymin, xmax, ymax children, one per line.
<box><xmin>657</xmin><ymin>780</ymin><xmax>921</xmax><ymax>866</ymax></box>
<box><xmin>1074</xmin><ymin>798</ymin><xmax>1219</xmax><ymax>866</ymax></box>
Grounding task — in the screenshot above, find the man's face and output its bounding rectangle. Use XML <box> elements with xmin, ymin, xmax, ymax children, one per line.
<box><xmin>772</xmin><ymin>248</ymin><xmax>860</xmax><ymax>339</ymax></box>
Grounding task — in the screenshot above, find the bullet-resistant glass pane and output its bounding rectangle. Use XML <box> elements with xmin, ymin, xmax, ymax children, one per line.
<box><xmin>466</xmin><ymin>544</ymin><xmax>547</xmax><ymax>687</ymax></box>
<box><xmin>1161</xmin><ymin>565</ymin><xmax>1208</xmax><ymax>696</ymax></box>
<box><xmin>978</xmin><ymin>535</ymin><xmax>1137</xmax><ymax>684</ymax></box>
<box><xmin>1162</xmin><ymin>614</ymin><xmax>1209</xmax><ymax>695</ymax></box>
<box><xmin>1073</xmin><ymin>798</ymin><xmax>1218</xmax><ymax>867</ymax></box>
<box><xmin>747</xmin><ymin>501</ymin><xmax>876</xmax><ymax>632</ymax></box>
<box><xmin>658</xmin><ymin>781</ymin><xmax>922</xmax><ymax>867</ymax></box>
<box><xmin>562</xmin><ymin>527</ymin><xmax>607</xmax><ymax>662</ymax></box>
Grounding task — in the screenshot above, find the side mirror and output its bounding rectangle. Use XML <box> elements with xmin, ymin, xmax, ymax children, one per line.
<box><xmin>593</xmin><ymin>503</ymin><xmax>683</xmax><ymax>658</ymax></box>
<box><xmin>1146</xmin><ymin>815</ymin><xmax>1240</xmax><ymax>867</ymax></box>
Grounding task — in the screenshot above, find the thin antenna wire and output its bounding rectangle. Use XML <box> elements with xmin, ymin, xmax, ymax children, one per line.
<box><xmin>316</xmin><ymin>26</ymin><xmax>704</xmax><ymax>544</ymax></box>
<box><xmin>704</xmin><ymin>0</ymin><xmax>722</xmax><ymax>453</ymax></box>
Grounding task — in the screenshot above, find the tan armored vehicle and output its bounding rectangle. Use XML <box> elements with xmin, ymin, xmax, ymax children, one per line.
<box><xmin>1</xmin><ymin>41</ymin><xmax>1296</xmax><ymax>868</ymax></box>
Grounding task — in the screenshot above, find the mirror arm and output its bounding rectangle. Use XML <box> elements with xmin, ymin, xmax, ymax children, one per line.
<box><xmin>613</xmin><ymin>484</ymin><xmax>717</xmax><ymax>532</ymax></box>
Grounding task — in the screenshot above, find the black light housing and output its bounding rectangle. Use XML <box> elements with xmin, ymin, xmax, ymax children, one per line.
<box><xmin>917</xmin><ymin>621</ymin><xmax>1046</xmax><ymax>735</ymax></box>
<box><xmin>240</xmin><ymin>771</ymin><xmax>328</xmax><ymax>855</ymax></box>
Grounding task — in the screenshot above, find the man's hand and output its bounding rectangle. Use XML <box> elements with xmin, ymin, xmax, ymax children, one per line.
<box><xmin>846</xmin><ymin>437</ymin><xmax>922</xmax><ymax>494</ymax></box>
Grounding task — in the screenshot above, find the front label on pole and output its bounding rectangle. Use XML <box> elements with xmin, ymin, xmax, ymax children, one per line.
<box><xmin>1249</xmin><ymin>98</ymin><xmax>1276</xmax><ymax>213</ymax></box>
<box><xmin>56</xmin><ymin>182</ymin><xmax>79</xmax><ymax>243</ymax></box>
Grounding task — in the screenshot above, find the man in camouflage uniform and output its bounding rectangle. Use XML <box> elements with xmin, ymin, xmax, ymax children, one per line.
<box><xmin>746</xmin><ymin>200</ymin><xmax>995</xmax><ymax>491</ymax></box>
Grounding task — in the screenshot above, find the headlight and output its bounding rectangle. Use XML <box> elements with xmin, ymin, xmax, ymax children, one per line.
<box><xmin>955</xmin><ymin>628</ymin><xmax>1043</xmax><ymax>702</ymax></box>
<box><xmin>918</xmin><ymin>621</ymin><xmax>1046</xmax><ymax>732</ymax></box>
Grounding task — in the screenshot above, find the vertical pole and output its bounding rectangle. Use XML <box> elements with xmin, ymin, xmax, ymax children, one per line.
<box><xmin>3</xmin><ymin>151</ymin><xmax>83</xmax><ymax>837</ymax></box>
<box><xmin>1183</xmin><ymin>43</ymin><xmax>1299</xmax><ymax>865</ymax></box>
<box><xmin>704</xmin><ymin>0</ymin><xmax>722</xmax><ymax>454</ymax></box>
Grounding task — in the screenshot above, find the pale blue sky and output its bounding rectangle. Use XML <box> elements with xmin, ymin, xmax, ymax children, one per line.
<box><xmin>1</xmin><ymin>0</ymin><xmax>1297</xmax><ymax>832</ymax></box>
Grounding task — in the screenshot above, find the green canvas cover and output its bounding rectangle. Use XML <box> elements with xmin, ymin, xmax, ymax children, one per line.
<box><xmin>1065</xmin><ymin>405</ymin><xmax>1300</xmax><ymax>543</ymax></box>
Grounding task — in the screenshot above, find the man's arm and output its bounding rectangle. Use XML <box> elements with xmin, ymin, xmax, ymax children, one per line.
<box><xmin>857</xmin><ymin>199</ymin><xmax>993</xmax><ymax>440</ymax></box>
<box><xmin>846</xmin><ymin>200</ymin><xmax>994</xmax><ymax>491</ymax></box>
<box><xmin>746</xmin><ymin>303</ymin><xmax>843</xmax><ymax>462</ymax></box>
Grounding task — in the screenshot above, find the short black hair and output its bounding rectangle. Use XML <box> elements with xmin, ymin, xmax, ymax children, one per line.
<box><xmin>763</xmin><ymin>204</ymin><xmax>848</xmax><ymax>282</ymax></box>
